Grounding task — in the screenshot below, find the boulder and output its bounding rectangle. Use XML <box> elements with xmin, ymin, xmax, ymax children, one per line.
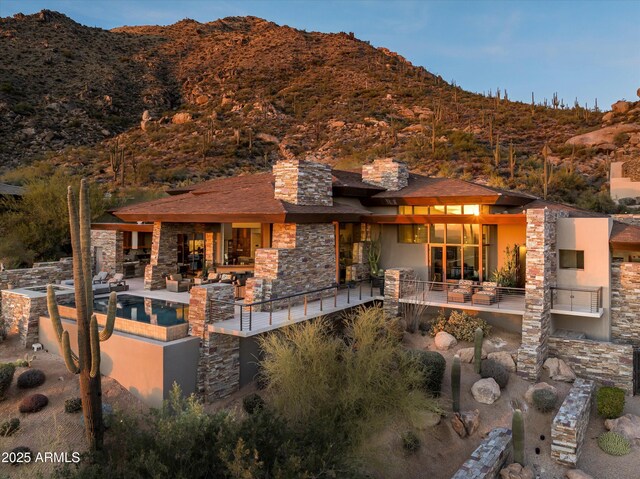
<box><xmin>434</xmin><ymin>331</ymin><xmax>457</xmax><ymax>350</ymax></box>
<box><xmin>525</xmin><ymin>382</ymin><xmax>558</xmax><ymax>406</ymax></box>
<box><xmin>602</xmin><ymin>111</ymin><xmax>614</xmax><ymax>122</ymax></box>
<box><xmin>487</xmin><ymin>351</ymin><xmax>517</xmax><ymax>373</ymax></box>
<box><xmin>140</xmin><ymin>110</ymin><xmax>152</xmax><ymax>131</ymax></box>
<box><xmin>458</xmin><ymin>347</ymin><xmax>487</xmax><ymax>363</ymax></box>
<box><xmin>450</xmin><ymin>410</ymin><xmax>480</xmax><ymax>438</ymax></box>
<box><xmin>565</xmin><ymin>124</ymin><xmax>640</xmax><ymax>147</ymax></box>
<box><xmin>195</xmin><ymin>95</ymin><xmax>209</xmax><ymax>105</ymax></box>
<box><xmin>500</xmin><ymin>463</ymin><xmax>534</xmax><ymax>479</ymax></box>
<box><xmin>565</xmin><ymin>470</ymin><xmax>594</xmax><ymax>479</ymax></box>
<box><xmin>612</xmin><ymin>100</ymin><xmax>631</xmax><ymax>114</ymax></box>
<box><xmin>604</xmin><ymin>414</ymin><xmax>640</xmax><ymax>445</ymax></box>
<box><xmin>471</xmin><ymin>378</ymin><xmax>501</xmax><ymax>404</ymax></box>
<box><xmin>543</xmin><ymin>358</ymin><xmax>576</xmax><ymax>382</ymax></box>
<box><xmin>172</xmin><ymin>112</ymin><xmax>192</xmax><ymax>124</ymax></box>
<box><xmin>328</xmin><ymin>120</ymin><xmax>345</xmax><ymax>129</ymax></box>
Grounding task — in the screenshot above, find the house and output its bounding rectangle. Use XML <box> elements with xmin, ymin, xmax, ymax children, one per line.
<box><xmin>37</xmin><ymin>158</ymin><xmax>640</xmax><ymax>405</ymax></box>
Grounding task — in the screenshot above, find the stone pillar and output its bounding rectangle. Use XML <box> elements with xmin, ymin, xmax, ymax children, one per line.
<box><xmin>611</xmin><ymin>260</ymin><xmax>640</xmax><ymax>347</ymax></box>
<box><xmin>362</xmin><ymin>158</ymin><xmax>409</xmax><ymax>191</ymax></box>
<box><xmin>91</xmin><ymin>230</ymin><xmax>124</xmax><ymax>275</ymax></box>
<box><xmin>1</xmin><ymin>291</ymin><xmax>48</xmax><ymax>348</ymax></box>
<box><xmin>188</xmin><ymin>283</ymin><xmax>239</xmax><ymax>401</ymax></box>
<box><xmin>205</xmin><ymin>232</ymin><xmax>215</xmax><ymax>267</ymax></box>
<box><xmin>517</xmin><ymin>208</ymin><xmax>562</xmax><ymax>381</ymax></box>
<box><xmin>273</xmin><ymin>159</ymin><xmax>332</xmax><ymax>206</ymax></box>
<box><xmin>384</xmin><ymin>268</ymin><xmax>414</xmax><ymax>318</ymax></box>
<box><xmin>144</xmin><ymin>222</ymin><xmax>179</xmax><ymax>290</ymax></box>
<box><xmin>346</xmin><ymin>241</ymin><xmax>370</xmax><ymax>282</ymax></box>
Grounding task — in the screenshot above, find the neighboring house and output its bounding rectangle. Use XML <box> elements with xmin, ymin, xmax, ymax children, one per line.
<box><xmin>63</xmin><ymin>158</ymin><xmax>640</xmax><ymax>403</ymax></box>
<box><xmin>611</xmin><ymin>159</ymin><xmax>640</xmax><ymax>204</ymax></box>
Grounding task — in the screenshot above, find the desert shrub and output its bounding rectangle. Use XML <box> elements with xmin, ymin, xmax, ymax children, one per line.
<box><xmin>532</xmin><ymin>388</ymin><xmax>558</xmax><ymax>413</ymax></box>
<box><xmin>597</xmin><ymin>387</ymin><xmax>625</xmax><ymax>419</ymax></box>
<box><xmin>242</xmin><ymin>393</ymin><xmax>265</xmax><ymax>415</ymax></box>
<box><xmin>0</xmin><ymin>363</ymin><xmax>15</xmax><ymax>400</ymax></box>
<box><xmin>0</xmin><ymin>418</ymin><xmax>20</xmax><ymax>436</ymax></box>
<box><xmin>16</xmin><ymin>369</ymin><xmax>45</xmax><ymax>389</ymax></box>
<box><xmin>64</xmin><ymin>397</ymin><xmax>82</xmax><ymax>414</ymax></box>
<box><xmin>401</xmin><ymin>430</ymin><xmax>421</xmax><ymax>454</ymax></box>
<box><xmin>51</xmin><ymin>384</ymin><xmax>363</xmax><ymax>479</ymax></box>
<box><xmin>598</xmin><ymin>431</ymin><xmax>631</xmax><ymax>456</ymax></box>
<box><xmin>407</xmin><ymin>349</ymin><xmax>446</xmax><ymax>396</ymax></box>
<box><xmin>430</xmin><ymin>310</ymin><xmax>491</xmax><ymax>342</ymax></box>
<box><xmin>260</xmin><ymin>305</ymin><xmax>434</xmax><ymax>454</ymax></box>
<box><xmin>480</xmin><ymin>359</ymin><xmax>509</xmax><ymax>389</ymax></box>
<box><xmin>18</xmin><ymin>393</ymin><xmax>48</xmax><ymax>413</ymax></box>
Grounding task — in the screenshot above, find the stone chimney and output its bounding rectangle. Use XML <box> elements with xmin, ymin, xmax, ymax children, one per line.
<box><xmin>273</xmin><ymin>159</ymin><xmax>333</xmax><ymax>206</ymax></box>
<box><xmin>362</xmin><ymin>158</ymin><xmax>409</xmax><ymax>191</ymax></box>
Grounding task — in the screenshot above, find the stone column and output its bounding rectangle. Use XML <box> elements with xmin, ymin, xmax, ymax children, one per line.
<box><xmin>1</xmin><ymin>291</ymin><xmax>48</xmax><ymax>348</ymax></box>
<box><xmin>91</xmin><ymin>230</ymin><xmax>124</xmax><ymax>275</ymax></box>
<box><xmin>517</xmin><ymin>208</ymin><xmax>561</xmax><ymax>381</ymax></box>
<box><xmin>383</xmin><ymin>268</ymin><xmax>414</xmax><ymax>318</ymax></box>
<box><xmin>611</xmin><ymin>260</ymin><xmax>640</xmax><ymax>347</ymax></box>
<box><xmin>188</xmin><ymin>283</ymin><xmax>239</xmax><ymax>401</ymax></box>
<box><xmin>144</xmin><ymin>222</ymin><xmax>179</xmax><ymax>290</ymax></box>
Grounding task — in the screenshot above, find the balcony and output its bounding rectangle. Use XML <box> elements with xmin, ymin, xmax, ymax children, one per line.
<box><xmin>550</xmin><ymin>286</ymin><xmax>603</xmax><ymax>318</ymax></box>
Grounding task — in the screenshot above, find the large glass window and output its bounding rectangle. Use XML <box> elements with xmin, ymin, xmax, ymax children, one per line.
<box><xmin>398</xmin><ymin>225</ymin><xmax>428</xmax><ymax>243</ymax></box>
<box><xmin>414</xmin><ymin>206</ymin><xmax>430</xmax><ymax>215</ymax></box>
<box><xmin>430</xmin><ymin>224</ymin><xmax>445</xmax><ymax>243</ymax></box>
<box><xmin>446</xmin><ymin>224</ymin><xmax>462</xmax><ymax>244</ymax></box>
<box><xmin>447</xmin><ymin>205</ymin><xmax>463</xmax><ymax>215</ymax></box>
<box><xmin>463</xmin><ymin>224</ymin><xmax>479</xmax><ymax>244</ymax></box>
<box><xmin>430</xmin><ymin>205</ymin><xmax>446</xmax><ymax>214</ymax></box>
<box><xmin>464</xmin><ymin>205</ymin><xmax>480</xmax><ymax>215</ymax></box>
<box><xmin>463</xmin><ymin>246</ymin><xmax>480</xmax><ymax>280</ymax></box>
<box><xmin>446</xmin><ymin>246</ymin><xmax>462</xmax><ymax>280</ymax></box>
<box><xmin>399</xmin><ymin>205</ymin><xmax>413</xmax><ymax>215</ymax></box>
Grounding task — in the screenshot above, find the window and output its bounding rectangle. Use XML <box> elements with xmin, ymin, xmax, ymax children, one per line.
<box><xmin>559</xmin><ymin>250</ymin><xmax>584</xmax><ymax>269</ymax></box>
<box><xmin>414</xmin><ymin>206</ymin><xmax>430</xmax><ymax>215</ymax></box>
<box><xmin>429</xmin><ymin>224</ymin><xmax>445</xmax><ymax>243</ymax></box>
<box><xmin>446</xmin><ymin>224</ymin><xmax>462</xmax><ymax>244</ymax></box>
<box><xmin>398</xmin><ymin>225</ymin><xmax>428</xmax><ymax>243</ymax></box>
<box><xmin>430</xmin><ymin>205</ymin><xmax>446</xmax><ymax>214</ymax></box>
<box><xmin>446</xmin><ymin>205</ymin><xmax>462</xmax><ymax>215</ymax></box>
<box><xmin>463</xmin><ymin>204</ymin><xmax>480</xmax><ymax>215</ymax></box>
<box><xmin>399</xmin><ymin>205</ymin><xmax>413</xmax><ymax>215</ymax></box>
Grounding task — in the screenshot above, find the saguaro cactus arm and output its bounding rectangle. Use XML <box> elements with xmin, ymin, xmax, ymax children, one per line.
<box><xmin>61</xmin><ymin>330</ymin><xmax>80</xmax><ymax>374</ymax></box>
<box><xmin>47</xmin><ymin>284</ymin><xmax>80</xmax><ymax>372</ymax></box>
<box><xmin>90</xmin><ymin>315</ymin><xmax>100</xmax><ymax>378</ymax></box>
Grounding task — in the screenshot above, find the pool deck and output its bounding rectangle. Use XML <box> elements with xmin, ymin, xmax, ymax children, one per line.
<box><xmin>117</xmin><ymin>277</ymin><xmax>191</xmax><ymax>304</ymax></box>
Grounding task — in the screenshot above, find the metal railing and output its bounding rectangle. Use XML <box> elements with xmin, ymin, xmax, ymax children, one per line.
<box><xmin>550</xmin><ymin>286</ymin><xmax>602</xmax><ymax>313</ymax></box>
<box><xmin>398</xmin><ymin>279</ymin><xmax>526</xmax><ymax>311</ymax></box>
<box><xmin>209</xmin><ymin>280</ymin><xmax>376</xmax><ymax>331</ymax></box>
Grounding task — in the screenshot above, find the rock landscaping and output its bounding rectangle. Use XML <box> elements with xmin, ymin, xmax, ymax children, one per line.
<box><xmin>543</xmin><ymin>358</ymin><xmax>576</xmax><ymax>382</ymax></box>
<box><xmin>471</xmin><ymin>378</ymin><xmax>501</xmax><ymax>404</ymax></box>
<box><xmin>434</xmin><ymin>331</ymin><xmax>457</xmax><ymax>350</ymax></box>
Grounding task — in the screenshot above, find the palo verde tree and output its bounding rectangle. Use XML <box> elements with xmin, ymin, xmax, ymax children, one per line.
<box><xmin>47</xmin><ymin>179</ymin><xmax>117</xmax><ymax>451</ymax></box>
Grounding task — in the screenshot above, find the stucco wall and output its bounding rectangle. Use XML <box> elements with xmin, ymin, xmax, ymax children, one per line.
<box><xmin>553</xmin><ymin>217</ymin><xmax>612</xmax><ymax>340</ymax></box>
<box><xmin>379</xmin><ymin>224</ymin><xmax>429</xmax><ymax>279</ymax></box>
<box><xmin>611</xmin><ymin>161</ymin><xmax>640</xmax><ymax>200</ymax></box>
<box><xmin>39</xmin><ymin>316</ymin><xmax>200</xmax><ymax>408</ymax></box>
<box><xmin>496</xmin><ymin>224</ymin><xmax>526</xmax><ymax>271</ymax></box>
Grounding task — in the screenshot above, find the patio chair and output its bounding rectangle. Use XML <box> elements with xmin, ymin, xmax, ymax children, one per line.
<box><xmin>447</xmin><ymin>279</ymin><xmax>473</xmax><ymax>303</ymax></box>
<box><xmin>92</xmin><ymin>271</ymin><xmax>109</xmax><ymax>284</ymax></box>
<box><xmin>166</xmin><ymin>274</ymin><xmax>192</xmax><ymax>293</ymax></box>
<box><xmin>472</xmin><ymin>281</ymin><xmax>498</xmax><ymax>305</ymax></box>
<box><xmin>108</xmin><ymin>273</ymin><xmax>129</xmax><ymax>292</ymax></box>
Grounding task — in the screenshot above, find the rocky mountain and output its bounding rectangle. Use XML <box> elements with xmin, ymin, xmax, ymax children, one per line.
<box><xmin>1</xmin><ymin>10</ymin><xmax>639</xmax><ymax>207</ymax></box>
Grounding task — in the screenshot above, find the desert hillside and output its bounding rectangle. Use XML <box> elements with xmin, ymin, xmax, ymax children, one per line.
<box><xmin>1</xmin><ymin>10</ymin><xmax>639</xmax><ymax>207</ymax></box>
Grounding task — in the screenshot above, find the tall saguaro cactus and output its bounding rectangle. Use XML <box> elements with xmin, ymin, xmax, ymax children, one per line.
<box><xmin>512</xmin><ymin>408</ymin><xmax>525</xmax><ymax>466</ymax></box>
<box><xmin>47</xmin><ymin>179</ymin><xmax>116</xmax><ymax>451</ymax></box>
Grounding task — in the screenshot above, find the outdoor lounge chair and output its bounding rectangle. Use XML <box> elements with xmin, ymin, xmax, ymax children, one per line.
<box><xmin>92</xmin><ymin>271</ymin><xmax>109</xmax><ymax>284</ymax></box>
<box><xmin>472</xmin><ymin>281</ymin><xmax>498</xmax><ymax>305</ymax></box>
<box><xmin>166</xmin><ymin>274</ymin><xmax>192</xmax><ymax>293</ymax></box>
<box><xmin>447</xmin><ymin>279</ymin><xmax>473</xmax><ymax>303</ymax></box>
<box><xmin>108</xmin><ymin>273</ymin><xmax>129</xmax><ymax>292</ymax></box>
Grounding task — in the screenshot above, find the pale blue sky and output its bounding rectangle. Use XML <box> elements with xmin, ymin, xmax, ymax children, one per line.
<box><xmin>2</xmin><ymin>0</ymin><xmax>639</xmax><ymax>108</ymax></box>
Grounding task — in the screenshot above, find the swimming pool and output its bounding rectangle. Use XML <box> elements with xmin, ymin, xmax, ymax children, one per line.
<box><xmin>59</xmin><ymin>294</ymin><xmax>188</xmax><ymax>327</ymax></box>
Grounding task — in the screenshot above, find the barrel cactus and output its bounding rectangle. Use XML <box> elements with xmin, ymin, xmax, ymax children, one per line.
<box><xmin>598</xmin><ymin>431</ymin><xmax>631</xmax><ymax>456</ymax></box>
<box><xmin>47</xmin><ymin>179</ymin><xmax>116</xmax><ymax>451</ymax></box>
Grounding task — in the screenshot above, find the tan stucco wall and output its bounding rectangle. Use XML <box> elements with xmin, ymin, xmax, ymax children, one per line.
<box><xmin>39</xmin><ymin>316</ymin><xmax>200</xmax><ymax>408</ymax></box>
<box><xmin>379</xmin><ymin>224</ymin><xmax>429</xmax><ymax>279</ymax></box>
<box><xmin>553</xmin><ymin>217</ymin><xmax>612</xmax><ymax>340</ymax></box>
<box><xmin>611</xmin><ymin>161</ymin><xmax>640</xmax><ymax>200</ymax></box>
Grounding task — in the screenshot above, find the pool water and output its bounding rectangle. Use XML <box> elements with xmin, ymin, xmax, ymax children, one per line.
<box><xmin>59</xmin><ymin>294</ymin><xmax>188</xmax><ymax>326</ymax></box>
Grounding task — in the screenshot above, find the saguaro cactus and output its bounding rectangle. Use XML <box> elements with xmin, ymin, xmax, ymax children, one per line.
<box><xmin>474</xmin><ymin>327</ymin><xmax>483</xmax><ymax>374</ymax></box>
<box><xmin>47</xmin><ymin>179</ymin><xmax>116</xmax><ymax>451</ymax></box>
<box><xmin>512</xmin><ymin>408</ymin><xmax>525</xmax><ymax>466</ymax></box>
<box><xmin>451</xmin><ymin>354</ymin><xmax>461</xmax><ymax>413</ymax></box>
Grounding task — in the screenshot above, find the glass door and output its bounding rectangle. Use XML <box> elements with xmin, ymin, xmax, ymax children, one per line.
<box><xmin>430</xmin><ymin>246</ymin><xmax>443</xmax><ymax>282</ymax></box>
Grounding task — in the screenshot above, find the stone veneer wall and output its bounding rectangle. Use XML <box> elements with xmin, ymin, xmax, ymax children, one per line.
<box><xmin>273</xmin><ymin>159</ymin><xmax>332</xmax><ymax>206</ymax></box>
<box><xmin>188</xmin><ymin>283</ymin><xmax>240</xmax><ymax>401</ymax></box>
<box><xmin>610</xmin><ymin>261</ymin><xmax>640</xmax><ymax>347</ymax></box>
<box><xmin>517</xmin><ymin>208</ymin><xmax>566</xmax><ymax>381</ymax></box>
<box><xmin>362</xmin><ymin>158</ymin><xmax>409</xmax><ymax>191</ymax></box>
<box><xmin>0</xmin><ymin>258</ymin><xmax>73</xmax><ymax>290</ymax></box>
<box><xmin>383</xmin><ymin>268</ymin><xmax>415</xmax><ymax>318</ymax></box>
<box><xmin>548</xmin><ymin>336</ymin><xmax>634</xmax><ymax>392</ymax></box>
<box><xmin>450</xmin><ymin>428</ymin><xmax>512</xmax><ymax>479</ymax></box>
<box><xmin>90</xmin><ymin>230</ymin><xmax>124</xmax><ymax>275</ymax></box>
<box><xmin>551</xmin><ymin>378</ymin><xmax>595</xmax><ymax>466</ymax></box>
<box><xmin>244</xmin><ymin>223</ymin><xmax>336</xmax><ymax>308</ymax></box>
<box><xmin>1</xmin><ymin>291</ymin><xmax>48</xmax><ymax>347</ymax></box>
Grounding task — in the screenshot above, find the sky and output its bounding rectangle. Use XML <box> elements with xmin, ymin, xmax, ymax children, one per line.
<box><xmin>2</xmin><ymin>0</ymin><xmax>639</xmax><ymax>108</ymax></box>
